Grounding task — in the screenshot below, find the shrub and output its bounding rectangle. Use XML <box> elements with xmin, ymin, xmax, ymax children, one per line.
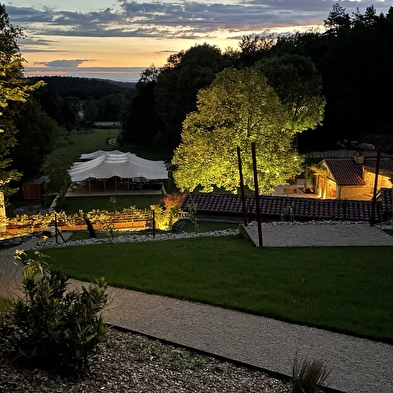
<box><xmin>291</xmin><ymin>354</ymin><xmax>331</xmax><ymax>393</ymax></box>
<box><xmin>151</xmin><ymin>193</ymin><xmax>186</xmax><ymax>230</ymax></box>
<box><xmin>187</xmin><ymin>202</ymin><xmax>198</xmax><ymax>231</ymax></box>
<box><xmin>2</xmin><ymin>250</ymin><xmax>109</xmax><ymax>375</ymax></box>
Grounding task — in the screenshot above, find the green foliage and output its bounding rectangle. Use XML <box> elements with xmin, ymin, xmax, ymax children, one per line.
<box><xmin>120</xmin><ymin>69</ymin><xmax>165</xmax><ymax>147</ymax></box>
<box><xmin>173</xmin><ymin>67</ymin><xmax>304</xmax><ymax>193</ymax></box>
<box><xmin>136</xmin><ymin>337</ymin><xmax>206</xmax><ymax>371</ymax></box>
<box><xmin>0</xmin><ymin>296</ymin><xmax>11</xmax><ymax>312</ymax></box>
<box><xmin>187</xmin><ymin>202</ymin><xmax>198</xmax><ymax>231</ymax></box>
<box><xmin>281</xmin><ymin>202</ymin><xmax>294</xmax><ymax>222</ymax></box>
<box><xmin>291</xmin><ymin>354</ymin><xmax>331</xmax><ymax>393</ymax></box>
<box><xmin>6</xmin><ymin>211</ymin><xmax>57</xmax><ymax>235</ymax></box>
<box><xmin>3</xmin><ymin>250</ymin><xmax>109</xmax><ymax>375</ymax></box>
<box><xmin>11</xmin><ymin>97</ymin><xmax>60</xmax><ymax>178</ymax></box>
<box><xmin>0</xmin><ymin>5</ymin><xmax>44</xmax><ymax>188</ymax></box>
<box><xmin>123</xmin><ymin>44</ymin><xmax>231</xmax><ymax>151</ymax></box>
<box><xmin>254</xmin><ymin>54</ymin><xmax>325</xmax><ymax>133</ymax></box>
<box><xmin>150</xmin><ymin>193</ymin><xmax>185</xmax><ymax>230</ymax></box>
<box><xmin>5</xmin><ymin>206</ymin><xmax>153</xmax><ymax>235</ymax></box>
<box><xmin>291</xmin><ymin>4</ymin><xmax>393</xmax><ymax>150</ymax></box>
<box><xmin>41</xmin><ymin>155</ymin><xmax>71</xmax><ymax>199</ymax></box>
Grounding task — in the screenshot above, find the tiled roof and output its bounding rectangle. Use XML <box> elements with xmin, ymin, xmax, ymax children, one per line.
<box><xmin>324</xmin><ymin>158</ymin><xmax>393</xmax><ymax>186</ymax></box>
<box><xmin>324</xmin><ymin>159</ymin><xmax>364</xmax><ymax>185</ymax></box>
<box><xmin>182</xmin><ymin>193</ymin><xmax>387</xmax><ymax>222</ymax></box>
<box><xmin>363</xmin><ymin>157</ymin><xmax>393</xmax><ymax>176</ymax></box>
<box><xmin>379</xmin><ymin>188</ymin><xmax>393</xmax><ymax>220</ymax></box>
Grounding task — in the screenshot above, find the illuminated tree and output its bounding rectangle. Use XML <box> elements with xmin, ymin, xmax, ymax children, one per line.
<box><xmin>172</xmin><ymin>68</ymin><xmax>304</xmax><ymax>194</ymax></box>
<box><xmin>0</xmin><ymin>4</ymin><xmax>43</xmax><ymax>229</ymax></box>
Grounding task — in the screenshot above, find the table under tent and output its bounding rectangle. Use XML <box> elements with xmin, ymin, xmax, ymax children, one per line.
<box><xmin>67</xmin><ymin>151</ymin><xmax>169</xmax><ymax>195</ymax></box>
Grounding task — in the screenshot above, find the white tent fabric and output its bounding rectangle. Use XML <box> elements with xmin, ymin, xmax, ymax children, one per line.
<box><xmin>79</xmin><ymin>150</ymin><xmax>125</xmax><ymax>160</ymax></box>
<box><xmin>69</xmin><ymin>151</ymin><xmax>168</xmax><ymax>182</ymax></box>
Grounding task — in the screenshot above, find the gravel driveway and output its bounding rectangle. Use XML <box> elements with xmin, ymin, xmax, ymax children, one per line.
<box><xmin>241</xmin><ymin>221</ymin><xmax>393</xmax><ymax>247</ymax></box>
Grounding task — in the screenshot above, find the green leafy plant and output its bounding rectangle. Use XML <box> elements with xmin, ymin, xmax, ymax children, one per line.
<box><xmin>151</xmin><ymin>193</ymin><xmax>185</xmax><ymax>230</ymax></box>
<box><xmin>187</xmin><ymin>202</ymin><xmax>198</xmax><ymax>232</ymax></box>
<box><xmin>3</xmin><ymin>250</ymin><xmax>109</xmax><ymax>375</ymax></box>
<box><xmin>136</xmin><ymin>337</ymin><xmax>205</xmax><ymax>371</ymax></box>
<box><xmin>6</xmin><ymin>206</ymin><xmax>152</xmax><ymax>236</ymax></box>
<box><xmin>291</xmin><ymin>354</ymin><xmax>331</xmax><ymax>393</ymax></box>
<box><xmin>281</xmin><ymin>202</ymin><xmax>294</xmax><ymax>222</ymax></box>
<box><xmin>109</xmin><ymin>196</ymin><xmax>117</xmax><ymax>211</ymax></box>
<box><xmin>102</xmin><ymin>215</ymin><xmax>116</xmax><ymax>239</ymax></box>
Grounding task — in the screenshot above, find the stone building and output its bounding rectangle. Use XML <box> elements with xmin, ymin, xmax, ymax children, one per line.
<box><xmin>314</xmin><ymin>154</ymin><xmax>393</xmax><ymax>200</ymax></box>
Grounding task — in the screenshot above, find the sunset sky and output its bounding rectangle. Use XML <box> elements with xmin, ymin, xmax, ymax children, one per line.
<box><xmin>7</xmin><ymin>1</ymin><xmax>391</xmax><ymax>82</ymax></box>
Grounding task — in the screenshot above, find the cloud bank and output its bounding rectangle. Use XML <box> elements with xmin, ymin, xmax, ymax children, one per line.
<box><xmin>8</xmin><ymin>1</ymin><xmax>392</xmax><ymax>81</ymax></box>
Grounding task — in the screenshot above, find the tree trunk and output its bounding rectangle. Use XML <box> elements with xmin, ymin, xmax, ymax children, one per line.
<box><xmin>0</xmin><ymin>191</ymin><xmax>6</xmax><ymax>232</ymax></box>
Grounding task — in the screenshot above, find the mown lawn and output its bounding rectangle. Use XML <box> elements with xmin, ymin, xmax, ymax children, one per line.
<box><xmin>52</xmin><ymin>128</ymin><xmax>170</xmax><ymax>166</ymax></box>
<box><xmin>55</xmin><ymin>195</ymin><xmax>163</xmax><ymax>214</ymax></box>
<box><xmin>41</xmin><ymin>235</ymin><xmax>393</xmax><ymax>343</ymax></box>
<box><xmin>52</xmin><ymin>128</ymin><xmax>123</xmax><ymax>165</ymax></box>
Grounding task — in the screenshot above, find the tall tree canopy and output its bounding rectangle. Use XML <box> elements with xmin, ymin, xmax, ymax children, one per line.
<box><xmin>120</xmin><ymin>66</ymin><xmax>165</xmax><ymax>147</ymax></box>
<box><xmin>255</xmin><ymin>54</ymin><xmax>325</xmax><ymax>134</ymax></box>
<box><xmin>122</xmin><ymin>44</ymin><xmax>231</xmax><ymax>152</ymax></box>
<box><xmin>119</xmin><ymin>4</ymin><xmax>393</xmax><ymax>155</ymax></box>
<box><xmin>11</xmin><ymin>97</ymin><xmax>60</xmax><ymax>178</ymax></box>
<box><xmin>0</xmin><ymin>4</ymin><xmax>43</xmax><ymax>228</ymax></box>
<box><xmin>172</xmin><ymin>68</ymin><xmax>303</xmax><ymax>194</ymax></box>
<box><xmin>0</xmin><ymin>5</ymin><xmax>43</xmax><ymax>185</ymax></box>
<box><xmin>275</xmin><ymin>4</ymin><xmax>393</xmax><ymax>150</ymax></box>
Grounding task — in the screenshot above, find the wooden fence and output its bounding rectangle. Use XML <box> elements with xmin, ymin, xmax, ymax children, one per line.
<box><xmin>5</xmin><ymin>212</ymin><xmax>153</xmax><ymax>237</ymax></box>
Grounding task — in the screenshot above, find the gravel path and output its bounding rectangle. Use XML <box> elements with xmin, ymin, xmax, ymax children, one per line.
<box><xmin>97</xmin><ymin>284</ymin><xmax>393</xmax><ymax>393</ymax></box>
<box><xmin>242</xmin><ymin>221</ymin><xmax>393</xmax><ymax>247</ymax></box>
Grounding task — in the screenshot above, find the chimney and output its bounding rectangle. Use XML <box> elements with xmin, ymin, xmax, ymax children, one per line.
<box><xmin>354</xmin><ymin>152</ymin><xmax>364</xmax><ymax>165</ymax></box>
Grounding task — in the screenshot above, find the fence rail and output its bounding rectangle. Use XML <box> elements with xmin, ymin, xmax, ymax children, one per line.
<box><xmin>5</xmin><ymin>212</ymin><xmax>154</xmax><ymax>236</ymax></box>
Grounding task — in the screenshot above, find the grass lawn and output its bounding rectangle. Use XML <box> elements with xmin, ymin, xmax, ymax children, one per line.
<box><xmin>41</xmin><ymin>235</ymin><xmax>393</xmax><ymax>343</ymax></box>
<box><xmin>56</xmin><ymin>195</ymin><xmax>163</xmax><ymax>214</ymax></box>
<box><xmin>52</xmin><ymin>128</ymin><xmax>170</xmax><ymax>166</ymax></box>
<box><xmin>53</xmin><ymin>129</ymin><xmax>124</xmax><ymax>165</ymax></box>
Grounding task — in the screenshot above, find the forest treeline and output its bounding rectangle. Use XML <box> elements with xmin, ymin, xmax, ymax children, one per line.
<box><xmin>2</xmin><ymin>3</ymin><xmax>393</xmax><ymax>184</ymax></box>
<box><xmin>119</xmin><ymin>4</ymin><xmax>393</xmax><ymax>154</ymax></box>
<box><xmin>30</xmin><ymin>76</ymin><xmax>136</xmax><ymax>129</ymax></box>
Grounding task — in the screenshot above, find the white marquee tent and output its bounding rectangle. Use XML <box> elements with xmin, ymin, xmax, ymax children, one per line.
<box><xmin>79</xmin><ymin>150</ymin><xmax>124</xmax><ymax>161</ymax></box>
<box><xmin>69</xmin><ymin>151</ymin><xmax>168</xmax><ymax>183</ymax></box>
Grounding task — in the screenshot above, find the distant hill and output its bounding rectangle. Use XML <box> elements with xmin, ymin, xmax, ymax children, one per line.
<box><xmin>28</xmin><ymin>76</ymin><xmax>136</xmax><ymax>100</ymax></box>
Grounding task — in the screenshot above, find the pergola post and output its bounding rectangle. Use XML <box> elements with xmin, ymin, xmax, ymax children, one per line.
<box><xmin>251</xmin><ymin>142</ymin><xmax>263</xmax><ymax>247</ymax></box>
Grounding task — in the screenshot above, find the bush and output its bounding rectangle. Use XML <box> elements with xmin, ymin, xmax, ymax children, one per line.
<box><xmin>2</xmin><ymin>250</ymin><xmax>109</xmax><ymax>375</ymax></box>
<box><xmin>291</xmin><ymin>354</ymin><xmax>331</xmax><ymax>393</ymax></box>
<box><xmin>151</xmin><ymin>193</ymin><xmax>186</xmax><ymax>230</ymax></box>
